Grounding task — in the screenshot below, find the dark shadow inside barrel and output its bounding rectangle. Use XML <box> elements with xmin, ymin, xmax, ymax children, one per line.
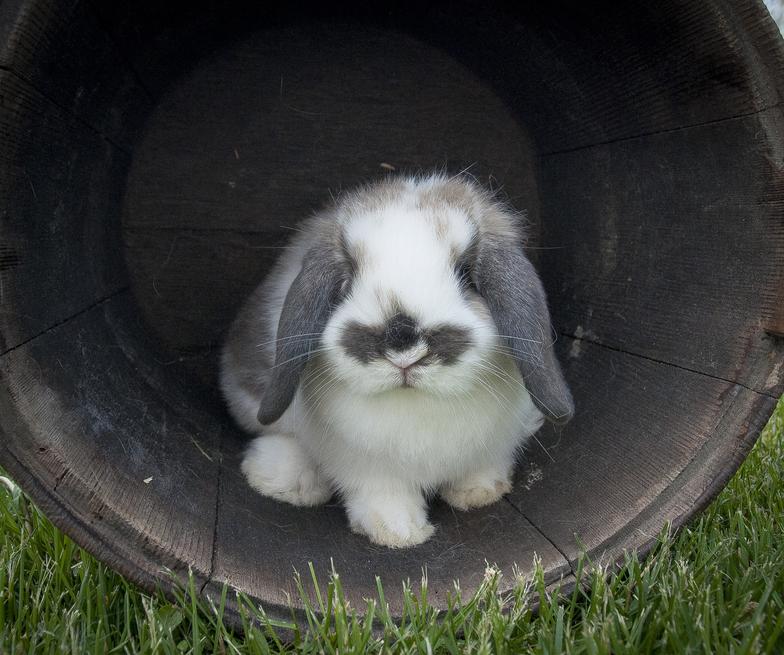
<box><xmin>0</xmin><ymin>0</ymin><xmax>782</xmax><ymax>625</ymax></box>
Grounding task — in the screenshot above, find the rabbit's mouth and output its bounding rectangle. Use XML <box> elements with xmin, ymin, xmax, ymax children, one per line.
<box><xmin>383</xmin><ymin>345</ymin><xmax>429</xmax><ymax>389</ymax></box>
<box><xmin>398</xmin><ymin>368</ymin><xmax>418</xmax><ymax>388</ymax></box>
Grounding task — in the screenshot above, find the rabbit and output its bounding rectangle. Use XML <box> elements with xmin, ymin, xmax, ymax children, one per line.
<box><xmin>220</xmin><ymin>173</ymin><xmax>574</xmax><ymax>548</ymax></box>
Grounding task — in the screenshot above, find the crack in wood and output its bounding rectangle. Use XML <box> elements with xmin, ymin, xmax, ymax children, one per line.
<box><xmin>200</xmin><ymin>429</ymin><xmax>225</xmax><ymax>596</ymax></box>
<box><xmin>540</xmin><ymin>101</ymin><xmax>784</xmax><ymax>157</ymax></box>
<box><xmin>503</xmin><ymin>496</ymin><xmax>576</xmax><ymax>578</ymax></box>
<box><xmin>561</xmin><ymin>331</ymin><xmax>779</xmax><ymax>399</ymax></box>
<box><xmin>0</xmin><ymin>287</ymin><xmax>130</xmax><ymax>358</ymax></box>
<box><xmin>52</xmin><ymin>468</ymin><xmax>69</xmax><ymax>493</ymax></box>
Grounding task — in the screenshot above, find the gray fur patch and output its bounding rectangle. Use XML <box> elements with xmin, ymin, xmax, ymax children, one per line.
<box><xmin>257</xmin><ymin>230</ymin><xmax>351</xmax><ymax>425</ymax></box>
<box><xmin>340</xmin><ymin>321</ymin><xmax>384</xmax><ymax>364</ymax></box>
<box><xmin>417</xmin><ymin>178</ymin><xmax>476</xmax><ymax>215</ymax></box>
<box><xmin>476</xmin><ymin>232</ymin><xmax>574</xmax><ymax>424</ymax></box>
<box><xmin>341</xmin><ymin>177</ymin><xmax>408</xmax><ymax>217</ymax></box>
<box><xmin>340</xmin><ymin>316</ymin><xmax>471</xmax><ymax>366</ymax></box>
<box><xmin>423</xmin><ymin>326</ymin><xmax>472</xmax><ymax>364</ymax></box>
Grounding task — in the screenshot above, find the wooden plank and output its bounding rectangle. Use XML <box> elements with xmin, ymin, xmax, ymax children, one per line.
<box><xmin>537</xmin><ymin>107</ymin><xmax>784</xmax><ymax>397</ymax></box>
<box><xmin>0</xmin><ymin>0</ymin><xmax>151</xmax><ymax>149</ymax></box>
<box><xmin>0</xmin><ymin>72</ymin><xmax>129</xmax><ymax>354</ymax></box>
<box><xmin>204</xmin><ymin>428</ymin><xmax>570</xmax><ymax>621</ymax></box>
<box><xmin>414</xmin><ymin>0</ymin><xmax>784</xmax><ymax>154</ymax></box>
<box><xmin>514</xmin><ymin>0</ymin><xmax>784</xmax><ymax>153</ymax></box>
<box><xmin>120</xmin><ymin>24</ymin><xmax>540</xmax><ymax>233</ymax></box>
<box><xmin>88</xmin><ymin>1</ymin><xmax>248</xmax><ymax>99</ymax></box>
<box><xmin>0</xmin><ymin>294</ymin><xmax>222</xmax><ymax>585</ymax></box>
<box><xmin>94</xmin><ymin>1</ymin><xmax>784</xmax><ymax>155</ymax></box>
<box><xmin>506</xmin><ymin>337</ymin><xmax>776</xmax><ymax>566</ymax></box>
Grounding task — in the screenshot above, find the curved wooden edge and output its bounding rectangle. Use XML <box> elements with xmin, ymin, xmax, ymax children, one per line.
<box><xmin>0</xmin><ymin>438</ymin><xmax>204</xmax><ymax>605</ymax></box>
<box><xmin>541</xmin><ymin>391</ymin><xmax>778</xmax><ymax>599</ymax></box>
<box><xmin>666</xmin><ymin>395</ymin><xmax>776</xmax><ymax>535</ymax></box>
<box><xmin>609</xmin><ymin>390</ymin><xmax>777</xmax><ymax>559</ymax></box>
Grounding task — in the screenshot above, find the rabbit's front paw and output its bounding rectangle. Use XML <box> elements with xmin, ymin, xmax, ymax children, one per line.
<box><xmin>441</xmin><ymin>470</ymin><xmax>512</xmax><ymax>511</ymax></box>
<box><xmin>241</xmin><ymin>434</ymin><xmax>332</xmax><ymax>506</ymax></box>
<box><xmin>346</xmin><ymin>492</ymin><xmax>434</xmax><ymax>548</ymax></box>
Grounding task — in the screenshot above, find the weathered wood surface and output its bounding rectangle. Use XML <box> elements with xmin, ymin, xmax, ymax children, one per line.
<box><xmin>537</xmin><ymin>107</ymin><xmax>784</xmax><ymax>398</ymax></box>
<box><xmin>507</xmin><ymin>337</ymin><xmax>777</xmax><ymax>568</ymax></box>
<box><xmin>0</xmin><ymin>296</ymin><xmax>222</xmax><ymax>589</ymax></box>
<box><xmin>121</xmin><ymin>26</ymin><xmax>540</xmax><ymax>232</ymax></box>
<box><xmin>123</xmin><ymin>229</ymin><xmax>283</xmax><ymax>358</ymax></box>
<box><xmin>477</xmin><ymin>0</ymin><xmax>784</xmax><ymax>154</ymax></box>
<box><xmin>0</xmin><ymin>0</ymin><xmax>781</xmax><ymax>631</ymax></box>
<box><xmin>0</xmin><ymin>0</ymin><xmax>151</xmax><ymax>149</ymax></box>
<box><xmin>90</xmin><ymin>1</ymin><xmax>784</xmax><ymax>153</ymax></box>
<box><xmin>0</xmin><ymin>71</ymin><xmax>129</xmax><ymax>354</ymax></box>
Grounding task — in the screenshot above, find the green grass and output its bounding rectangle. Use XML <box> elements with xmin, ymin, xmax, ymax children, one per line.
<box><xmin>1</xmin><ymin>396</ymin><xmax>783</xmax><ymax>654</ymax></box>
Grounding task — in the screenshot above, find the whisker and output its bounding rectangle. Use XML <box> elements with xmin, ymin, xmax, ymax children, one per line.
<box><xmin>255</xmin><ymin>332</ymin><xmax>324</xmax><ymax>349</ymax></box>
<box><xmin>270</xmin><ymin>345</ymin><xmax>338</xmax><ymax>369</ymax></box>
<box><xmin>494</xmin><ymin>334</ymin><xmax>544</xmax><ymax>344</ymax></box>
<box><xmin>471</xmin><ymin>361</ymin><xmax>556</xmax><ymax>462</ymax></box>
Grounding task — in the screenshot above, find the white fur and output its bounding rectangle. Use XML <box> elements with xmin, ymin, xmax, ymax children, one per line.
<box><xmin>240</xmin><ymin>434</ymin><xmax>332</xmax><ymax>506</ymax></box>
<box><xmin>222</xmin><ymin>174</ymin><xmax>546</xmax><ymax>547</ymax></box>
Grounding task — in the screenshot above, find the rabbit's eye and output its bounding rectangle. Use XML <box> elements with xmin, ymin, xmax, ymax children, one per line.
<box><xmin>455</xmin><ymin>261</ymin><xmax>477</xmax><ymax>292</ymax></box>
<box><xmin>339</xmin><ymin>277</ymin><xmax>351</xmax><ymax>297</ymax></box>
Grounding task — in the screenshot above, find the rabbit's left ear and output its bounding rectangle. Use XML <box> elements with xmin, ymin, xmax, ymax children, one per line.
<box><xmin>257</xmin><ymin>245</ymin><xmax>347</xmax><ymax>426</ymax></box>
<box><xmin>476</xmin><ymin>231</ymin><xmax>574</xmax><ymax>424</ymax></box>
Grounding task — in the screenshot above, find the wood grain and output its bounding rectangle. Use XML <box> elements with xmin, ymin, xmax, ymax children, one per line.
<box><xmin>0</xmin><ymin>295</ymin><xmax>222</xmax><ymax>587</ymax></box>
<box><xmin>92</xmin><ymin>1</ymin><xmax>784</xmax><ymax>153</ymax></box>
<box><xmin>537</xmin><ymin>107</ymin><xmax>784</xmax><ymax>397</ymax></box>
<box><xmin>121</xmin><ymin>25</ymin><xmax>540</xmax><ymax>231</ymax></box>
<box><xmin>0</xmin><ymin>72</ymin><xmax>129</xmax><ymax>354</ymax></box>
<box><xmin>492</xmin><ymin>0</ymin><xmax>784</xmax><ymax>153</ymax></box>
<box><xmin>0</xmin><ymin>0</ymin><xmax>151</xmax><ymax>149</ymax></box>
<box><xmin>123</xmin><ymin>229</ymin><xmax>285</xmax><ymax>356</ymax></box>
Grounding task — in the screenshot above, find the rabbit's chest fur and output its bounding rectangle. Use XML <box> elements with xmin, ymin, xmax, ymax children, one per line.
<box><xmin>293</xmin><ymin>369</ymin><xmax>544</xmax><ymax>490</ymax></box>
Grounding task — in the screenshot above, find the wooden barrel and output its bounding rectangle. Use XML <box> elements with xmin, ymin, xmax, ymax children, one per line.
<box><xmin>1</xmin><ymin>0</ymin><xmax>782</xmax><ymax>625</ymax></box>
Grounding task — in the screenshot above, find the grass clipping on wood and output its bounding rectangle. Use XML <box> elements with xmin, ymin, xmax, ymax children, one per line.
<box><xmin>1</xmin><ymin>396</ymin><xmax>782</xmax><ymax>653</ymax></box>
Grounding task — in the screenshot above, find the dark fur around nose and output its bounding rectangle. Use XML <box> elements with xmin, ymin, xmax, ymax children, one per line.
<box><xmin>384</xmin><ymin>313</ymin><xmax>418</xmax><ymax>351</ymax></box>
<box><xmin>340</xmin><ymin>314</ymin><xmax>473</xmax><ymax>365</ymax></box>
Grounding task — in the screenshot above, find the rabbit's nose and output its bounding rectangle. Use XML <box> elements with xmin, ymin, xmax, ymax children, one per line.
<box><xmin>385</xmin><ymin>350</ymin><xmax>428</xmax><ymax>371</ymax></box>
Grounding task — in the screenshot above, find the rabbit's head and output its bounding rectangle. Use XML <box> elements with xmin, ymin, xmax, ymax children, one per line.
<box><xmin>257</xmin><ymin>175</ymin><xmax>574</xmax><ymax>426</ymax></box>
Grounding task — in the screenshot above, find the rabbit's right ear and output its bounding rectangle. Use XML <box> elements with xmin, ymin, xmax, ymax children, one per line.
<box><xmin>475</xmin><ymin>228</ymin><xmax>574</xmax><ymax>424</ymax></box>
<box><xmin>257</xmin><ymin>244</ymin><xmax>348</xmax><ymax>426</ymax></box>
